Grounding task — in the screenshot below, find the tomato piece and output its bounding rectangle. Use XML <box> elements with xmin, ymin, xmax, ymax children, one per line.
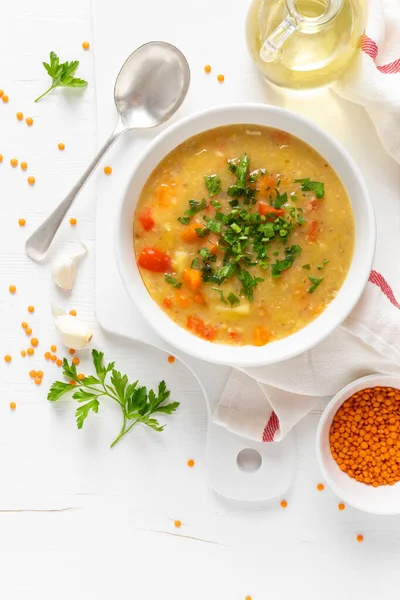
<box><xmin>258</xmin><ymin>202</ymin><xmax>285</xmax><ymax>220</ymax></box>
<box><xmin>186</xmin><ymin>315</ymin><xmax>217</xmax><ymax>341</ymax></box>
<box><xmin>137</xmin><ymin>247</ymin><xmax>171</xmax><ymax>272</ymax></box>
<box><xmin>138</xmin><ymin>207</ymin><xmax>155</xmax><ymax>231</ymax></box>
<box><xmin>308</xmin><ymin>220</ymin><xmax>319</xmax><ymax>242</ymax></box>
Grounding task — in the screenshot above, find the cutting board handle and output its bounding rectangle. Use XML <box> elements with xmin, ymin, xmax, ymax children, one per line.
<box><xmin>174</xmin><ymin>350</ymin><xmax>296</xmax><ymax>502</ymax></box>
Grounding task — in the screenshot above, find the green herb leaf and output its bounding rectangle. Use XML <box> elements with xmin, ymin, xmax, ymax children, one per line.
<box><xmin>165</xmin><ymin>274</ymin><xmax>182</xmax><ymax>288</ymax></box>
<box><xmin>178</xmin><ymin>216</ymin><xmax>190</xmax><ymax>225</ymax></box>
<box><xmin>308</xmin><ymin>275</ymin><xmax>324</xmax><ymax>293</ymax></box>
<box><xmin>227</xmin><ymin>292</ymin><xmax>240</xmax><ymax>307</ymax></box>
<box><xmin>302</xmin><ymin>264</ymin><xmax>311</xmax><ymax>270</ymax></box>
<box><xmin>294</xmin><ymin>178</ymin><xmax>325</xmax><ymax>198</ymax></box>
<box><xmin>204</xmin><ymin>175</ymin><xmax>221</xmax><ymax>197</ymax></box>
<box><xmin>48</xmin><ymin>351</ymin><xmax>179</xmax><ymax>448</ymax></box>
<box><xmin>35</xmin><ymin>51</ymin><xmax>88</xmax><ymax>102</ymax></box>
<box><xmin>213</xmin><ymin>287</ymin><xmax>227</xmax><ymax>304</ymax></box>
<box><xmin>273</xmin><ymin>189</ymin><xmax>288</xmax><ymax>209</ymax></box>
<box><xmin>191</xmin><ymin>257</ymin><xmax>201</xmax><ymax>270</ymax></box>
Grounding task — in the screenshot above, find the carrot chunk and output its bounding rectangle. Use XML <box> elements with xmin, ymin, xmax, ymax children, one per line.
<box><xmin>175</xmin><ymin>291</ymin><xmax>191</xmax><ymax>308</ymax></box>
<box><xmin>181</xmin><ymin>222</ymin><xmax>204</xmax><ymax>243</ymax></box>
<box><xmin>183</xmin><ymin>268</ymin><xmax>202</xmax><ymax>291</ymax></box>
<box><xmin>253</xmin><ymin>326</ymin><xmax>271</xmax><ymax>346</ymax></box>
<box><xmin>157</xmin><ymin>184</ymin><xmax>173</xmax><ymax>207</ymax></box>
<box><xmin>258</xmin><ymin>202</ymin><xmax>285</xmax><ymax>220</ymax></box>
<box><xmin>308</xmin><ymin>220</ymin><xmax>319</xmax><ymax>242</ymax></box>
<box><xmin>186</xmin><ymin>315</ymin><xmax>217</xmax><ymax>341</ymax></box>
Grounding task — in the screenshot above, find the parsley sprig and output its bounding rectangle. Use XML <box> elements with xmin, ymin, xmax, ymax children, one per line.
<box><xmin>35</xmin><ymin>51</ymin><xmax>88</xmax><ymax>102</ymax></box>
<box><xmin>48</xmin><ymin>350</ymin><xmax>179</xmax><ymax>448</ymax></box>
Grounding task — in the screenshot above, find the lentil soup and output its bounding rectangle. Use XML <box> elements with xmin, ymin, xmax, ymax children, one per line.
<box><xmin>134</xmin><ymin>125</ymin><xmax>354</xmax><ymax>346</ymax></box>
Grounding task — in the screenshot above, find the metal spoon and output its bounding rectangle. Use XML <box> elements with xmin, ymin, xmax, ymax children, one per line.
<box><xmin>25</xmin><ymin>41</ymin><xmax>191</xmax><ymax>262</ymax></box>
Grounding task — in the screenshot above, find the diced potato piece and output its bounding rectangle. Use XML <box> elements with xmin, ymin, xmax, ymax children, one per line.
<box><xmin>173</xmin><ymin>251</ymin><xmax>190</xmax><ymax>273</ymax></box>
<box><xmin>219</xmin><ymin>302</ymin><xmax>250</xmax><ymax>320</ymax></box>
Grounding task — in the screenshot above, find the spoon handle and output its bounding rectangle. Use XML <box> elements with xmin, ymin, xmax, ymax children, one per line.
<box><xmin>25</xmin><ymin>122</ymin><xmax>127</xmax><ymax>262</ymax></box>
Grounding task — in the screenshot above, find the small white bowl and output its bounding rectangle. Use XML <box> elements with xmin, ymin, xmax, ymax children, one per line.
<box><xmin>316</xmin><ymin>374</ymin><xmax>400</xmax><ymax>515</ymax></box>
<box><xmin>115</xmin><ymin>103</ymin><xmax>376</xmax><ymax>367</ymax></box>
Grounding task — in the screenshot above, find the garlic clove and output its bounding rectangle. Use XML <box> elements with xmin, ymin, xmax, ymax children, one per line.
<box><xmin>51</xmin><ymin>242</ymin><xmax>87</xmax><ymax>291</ymax></box>
<box><xmin>52</xmin><ymin>306</ymin><xmax>93</xmax><ymax>349</ymax></box>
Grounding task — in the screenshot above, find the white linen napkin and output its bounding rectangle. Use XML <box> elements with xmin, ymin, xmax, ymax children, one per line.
<box><xmin>214</xmin><ymin>0</ymin><xmax>400</xmax><ymax>442</ymax></box>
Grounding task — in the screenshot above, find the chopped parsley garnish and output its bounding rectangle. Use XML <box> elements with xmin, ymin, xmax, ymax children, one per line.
<box><xmin>308</xmin><ymin>275</ymin><xmax>323</xmax><ymax>293</ymax></box>
<box><xmin>165</xmin><ymin>274</ymin><xmax>182</xmax><ymax>289</ymax></box>
<box><xmin>294</xmin><ymin>178</ymin><xmax>325</xmax><ymax>198</ymax></box>
<box><xmin>204</xmin><ymin>174</ymin><xmax>221</xmax><ymax>197</ymax></box>
<box><xmin>173</xmin><ymin>154</ymin><xmax>324</xmax><ymax>303</ymax></box>
<box><xmin>317</xmin><ymin>259</ymin><xmax>330</xmax><ymax>270</ymax></box>
<box><xmin>302</xmin><ymin>264</ymin><xmax>311</xmax><ymax>270</ymax></box>
<box><xmin>178</xmin><ymin>198</ymin><xmax>207</xmax><ymax>223</ymax></box>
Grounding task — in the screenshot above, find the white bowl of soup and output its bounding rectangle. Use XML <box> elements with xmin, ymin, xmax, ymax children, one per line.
<box><xmin>115</xmin><ymin>104</ymin><xmax>375</xmax><ymax>367</ymax></box>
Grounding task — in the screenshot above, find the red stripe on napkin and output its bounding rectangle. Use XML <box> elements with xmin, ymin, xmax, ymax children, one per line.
<box><xmin>369</xmin><ymin>270</ymin><xmax>400</xmax><ymax>310</ymax></box>
<box><xmin>262</xmin><ymin>411</ymin><xmax>279</xmax><ymax>442</ymax></box>
<box><xmin>360</xmin><ymin>34</ymin><xmax>400</xmax><ymax>74</ymax></box>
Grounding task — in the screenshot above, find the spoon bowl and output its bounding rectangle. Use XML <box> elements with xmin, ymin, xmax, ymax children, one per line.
<box><xmin>115</xmin><ymin>41</ymin><xmax>190</xmax><ymax>129</ymax></box>
<box><xmin>25</xmin><ymin>41</ymin><xmax>190</xmax><ymax>262</ymax></box>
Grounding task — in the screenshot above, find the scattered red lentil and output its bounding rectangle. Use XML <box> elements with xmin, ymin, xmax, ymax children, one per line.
<box><xmin>4</xmin><ymin>355</ymin><xmax>11</xmax><ymax>363</ymax></box>
<box><xmin>51</xmin><ymin>355</ymin><xmax>57</xmax><ymax>363</ymax></box>
<box><xmin>69</xmin><ymin>218</ymin><xmax>77</xmax><ymax>226</ymax></box>
<box><xmin>20</xmin><ymin>350</ymin><xmax>26</xmax><ymax>357</ymax></box>
<box><xmin>9</xmin><ymin>402</ymin><xmax>16</xmax><ymax>410</ymax></box>
<box><xmin>357</xmin><ymin>534</ymin><xmax>364</xmax><ymax>543</ymax></box>
<box><xmin>2</xmin><ymin>94</ymin><xmax>9</xmax><ymax>103</ymax></box>
<box><xmin>34</xmin><ymin>377</ymin><xmax>42</xmax><ymax>385</ymax></box>
<box><xmin>217</xmin><ymin>74</ymin><xmax>225</xmax><ymax>82</ymax></box>
<box><xmin>69</xmin><ymin>349</ymin><xmax>75</xmax><ymax>355</ymax></box>
<box><xmin>10</xmin><ymin>158</ymin><xmax>18</xmax><ymax>167</ymax></box>
<box><xmin>21</xmin><ymin>322</ymin><xmax>28</xmax><ymax>329</ymax></box>
<box><xmin>58</xmin><ymin>142</ymin><xmax>65</xmax><ymax>151</ymax></box>
<box><xmin>20</xmin><ymin>161</ymin><xmax>28</xmax><ymax>171</ymax></box>
<box><xmin>316</xmin><ymin>483</ymin><xmax>324</xmax><ymax>491</ymax></box>
<box><xmin>29</xmin><ymin>370</ymin><xmax>37</xmax><ymax>378</ymax></box>
<box><xmin>56</xmin><ymin>359</ymin><xmax>62</xmax><ymax>367</ymax></box>
<box><xmin>338</xmin><ymin>503</ymin><xmax>346</xmax><ymax>511</ymax></box>
<box><xmin>330</xmin><ymin>386</ymin><xmax>400</xmax><ymax>486</ymax></box>
<box><xmin>9</xmin><ymin>285</ymin><xmax>16</xmax><ymax>294</ymax></box>
<box><xmin>174</xmin><ymin>520</ymin><xmax>181</xmax><ymax>528</ymax></box>
<box><xmin>72</xmin><ymin>357</ymin><xmax>80</xmax><ymax>366</ymax></box>
<box><xmin>82</xmin><ymin>41</ymin><xmax>90</xmax><ymax>50</ymax></box>
<box><xmin>25</xmin><ymin>327</ymin><xmax>32</xmax><ymax>335</ymax></box>
<box><xmin>69</xmin><ymin>309</ymin><xmax>77</xmax><ymax>316</ymax></box>
<box><xmin>167</xmin><ymin>355</ymin><xmax>175</xmax><ymax>363</ymax></box>
<box><xmin>204</xmin><ymin>64</ymin><xmax>211</xmax><ymax>73</ymax></box>
<box><xmin>0</xmin><ymin>153</ymin><xmax>3</xmax><ymax>162</ymax></box>
<box><xmin>36</xmin><ymin>370</ymin><xmax>43</xmax><ymax>379</ymax></box>
<box><xmin>70</xmin><ymin>380</ymin><xmax>77</xmax><ymax>386</ymax></box>
<box><xmin>30</xmin><ymin>337</ymin><xmax>38</xmax><ymax>347</ymax></box>
<box><xmin>18</xmin><ymin>218</ymin><xmax>26</xmax><ymax>227</ymax></box>
<box><xmin>245</xmin><ymin>596</ymin><xmax>252</xmax><ymax>600</ymax></box>
<box><xmin>27</xmin><ymin>348</ymin><xmax>34</xmax><ymax>356</ymax></box>
<box><xmin>44</xmin><ymin>351</ymin><xmax>51</xmax><ymax>360</ymax></box>
<box><xmin>50</xmin><ymin>345</ymin><xmax>57</xmax><ymax>352</ymax></box>
<box><xmin>27</xmin><ymin>176</ymin><xmax>35</xmax><ymax>185</ymax></box>
<box><xmin>28</xmin><ymin>305</ymin><xmax>34</xmax><ymax>313</ymax></box>
<box><xmin>77</xmin><ymin>373</ymin><xmax>85</xmax><ymax>380</ymax></box>
<box><xmin>0</xmin><ymin>90</ymin><xmax>3</xmax><ymax>97</ymax></box>
<box><xmin>16</xmin><ymin>112</ymin><xmax>23</xmax><ymax>121</ymax></box>
<box><xmin>187</xmin><ymin>459</ymin><xmax>195</xmax><ymax>468</ymax></box>
<box><xmin>280</xmin><ymin>500</ymin><xmax>288</xmax><ymax>508</ymax></box>
<box><xmin>25</xmin><ymin>117</ymin><xmax>33</xmax><ymax>126</ymax></box>
<box><xmin>104</xmin><ymin>165</ymin><xmax>112</xmax><ymax>175</ymax></box>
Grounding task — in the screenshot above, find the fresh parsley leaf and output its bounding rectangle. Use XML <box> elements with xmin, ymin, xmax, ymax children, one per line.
<box><xmin>204</xmin><ymin>175</ymin><xmax>221</xmax><ymax>197</ymax></box>
<box><xmin>274</xmin><ymin>189</ymin><xmax>287</xmax><ymax>209</ymax></box>
<box><xmin>211</xmin><ymin>200</ymin><xmax>222</xmax><ymax>208</ymax></box>
<box><xmin>213</xmin><ymin>287</ymin><xmax>227</xmax><ymax>304</ymax></box>
<box><xmin>191</xmin><ymin>257</ymin><xmax>201</xmax><ymax>270</ymax></box>
<box><xmin>178</xmin><ymin>215</ymin><xmax>190</xmax><ymax>225</ymax></box>
<box><xmin>236</xmin><ymin>266</ymin><xmax>263</xmax><ymax>302</ymax></box>
<box><xmin>199</xmin><ymin>247</ymin><xmax>211</xmax><ymax>260</ymax></box>
<box><xmin>271</xmin><ymin>245</ymin><xmax>302</xmax><ymax>277</ymax></box>
<box><xmin>48</xmin><ymin>350</ymin><xmax>179</xmax><ymax>448</ymax></box>
<box><xmin>294</xmin><ymin>178</ymin><xmax>325</xmax><ymax>198</ymax></box>
<box><xmin>227</xmin><ymin>292</ymin><xmax>240</xmax><ymax>307</ymax></box>
<box><xmin>75</xmin><ymin>399</ymin><xmax>99</xmax><ymax>429</ymax></box>
<box><xmin>318</xmin><ymin>259</ymin><xmax>330</xmax><ymax>270</ymax></box>
<box><xmin>165</xmin><ymin>274</ymin><xmax>182</xmax><ymax>288</ymax></box>
<box><xmin>308</xmin><ymin>275</ymin><xmax>324</xmax><ymax>293</ymax></box>
<box><xmin>203</xmin><ymin>216</ymin><xmax>222</xmax><ymax>233</ymax></box>
<box><xmin>35</xmin><ymin>51</ymin><xmax>88</xmax><ymax>102</ymax></box>
<box><xmin>302</xmin><ymin>264</ymin><xmax>311</xmax><ymax>270</ymax></box>
<box><xmin>178</xmin><ymin>198</ymin><xmax>207</xmax><ymax>224</ymax></box>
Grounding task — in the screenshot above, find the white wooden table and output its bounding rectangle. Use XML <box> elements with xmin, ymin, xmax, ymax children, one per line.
<box><xmin>2</xmin><ymin>1</ymin><xmax>400</xmax><ymax>598</ymax></box>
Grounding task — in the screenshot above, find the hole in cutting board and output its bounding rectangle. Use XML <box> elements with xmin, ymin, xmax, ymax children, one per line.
<box><xmin>236</xmin><ymin>448</ymin><xmax>262</xmax><ymax>472</ymax></box>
